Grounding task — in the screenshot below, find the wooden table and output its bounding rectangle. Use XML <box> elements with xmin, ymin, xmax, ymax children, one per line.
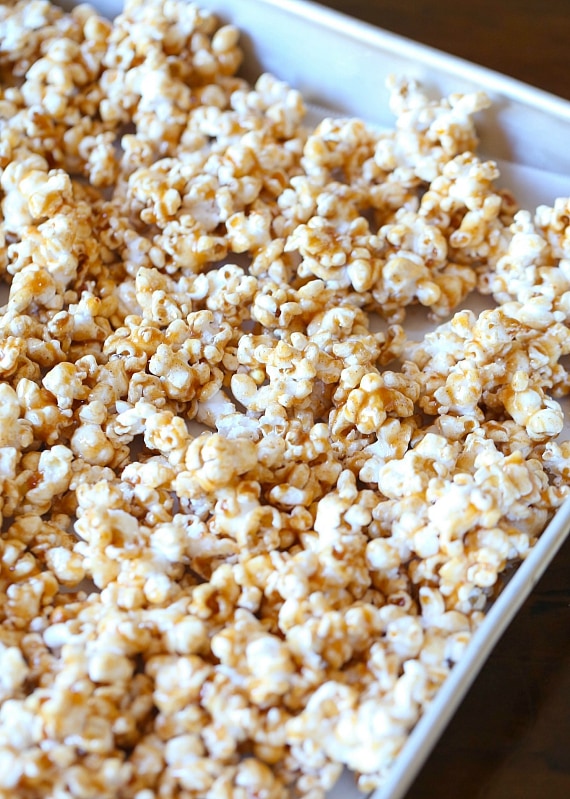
<box><xmin>313</xmin><ymin>2</ymin><xmax>570</xmax><ymax>796</ymax></box>
<box><xmin>315</xmin><ymin>0</ymin><xmax>570</xmax><ymax>100</ymax></box>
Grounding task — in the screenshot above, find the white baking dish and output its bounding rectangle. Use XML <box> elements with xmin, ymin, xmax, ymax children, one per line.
<box><xmin>54</xmin><ymin>1</ymin><xmax>570</xmax><ymax>797</ymax></box>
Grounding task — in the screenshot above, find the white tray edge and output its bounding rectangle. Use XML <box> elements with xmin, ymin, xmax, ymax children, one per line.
<box><xmin>374</xmin><ymin>496</ymin><xmax>570</xmax><ymax>799</ymax></box>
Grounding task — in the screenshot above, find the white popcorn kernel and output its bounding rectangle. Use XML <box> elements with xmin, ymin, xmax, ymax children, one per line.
<box><xmin>0</xmin><ymin>646</ymin><xmax>29</xmax><ymax>693</ymax></box>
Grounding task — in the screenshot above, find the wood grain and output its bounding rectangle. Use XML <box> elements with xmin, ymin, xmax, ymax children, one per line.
<box><xmin>314</xmin><ymin>0</ymin><xmax>570</xmax><ymax>100</ymax></box>
<box><xmin>312</xmin><ymin>2</ymin><xmax>570</xmax><ymax>796</ymax></box>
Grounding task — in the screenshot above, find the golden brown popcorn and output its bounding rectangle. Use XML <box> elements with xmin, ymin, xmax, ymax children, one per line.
<box><xmin>1</xmin><ymin>1</ymin><xmax>570</xmax><ymax>797</ymax></box>
<box><xmin>232</xmin><ymin>331</ymin><xmax>342</xmax><ymax>413</ymax></box>
<box><xmin>376</xmin><ymin>76</ymin><xmax>491</xmax><ymax>181</ymax></box>
<box><xmin>481</xmin><ymin>201</ymin><xmax>570</xmax><ymax>332</ymax></box>
<box><xmin>331</xmin><ymin>369</ymin><xmax>420</xmax><ymax>437</ymax></box>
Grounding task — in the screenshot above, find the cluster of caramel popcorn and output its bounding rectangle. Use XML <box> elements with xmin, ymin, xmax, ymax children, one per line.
<box><xmin>1</xmin><ymin>0</ymin><xmax>570</xmax><ymax>797</ymax></box>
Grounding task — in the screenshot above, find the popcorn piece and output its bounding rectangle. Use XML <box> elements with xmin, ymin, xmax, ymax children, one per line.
<box><xmin>0</xmin><ymin>645</ymin><xmax>29</xmax><ymax>697</ymax></box>
<box><xmin>376</xmin><ymin>77</ymin><xmax>491</xmax><ymax>181</ymax></box>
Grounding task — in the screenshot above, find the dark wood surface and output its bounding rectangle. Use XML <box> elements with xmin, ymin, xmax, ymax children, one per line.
<box><xmin>312</xmin><ymin>2</ymin><xmax>570</xmax><ymax>797</ymax></box>
<box><xmin>315</xmin><ymin>0</ymin><xmax>570</xmax><ymax>100</ymax></box>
